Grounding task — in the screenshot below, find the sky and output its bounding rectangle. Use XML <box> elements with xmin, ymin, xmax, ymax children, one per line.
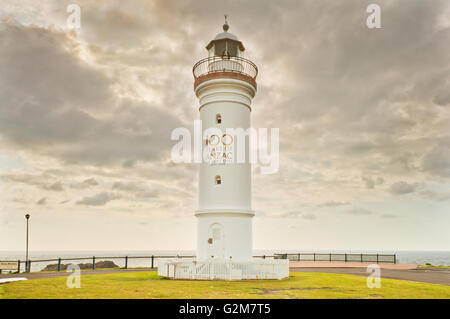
<box><xmin>0</xmin><ymin>0</ymin><xmax>449</xmax><ymax>252</ymax></box>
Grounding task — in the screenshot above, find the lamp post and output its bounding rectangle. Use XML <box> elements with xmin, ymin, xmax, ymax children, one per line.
<box><xmin>25</xmin><ymin>213</ymin><xmax>30</xmax><ymax>272</ymax></box>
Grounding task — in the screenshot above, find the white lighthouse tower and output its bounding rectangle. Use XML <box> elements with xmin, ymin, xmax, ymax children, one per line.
<box><xmin>158</xmin><ymin>19</ymin><xmax>288</xmax><ymax>280</ymax></box>
<box><xmin>194</xmin><ymin>18</ymin><xmax>255</xmax><ymax>262</ymax></box>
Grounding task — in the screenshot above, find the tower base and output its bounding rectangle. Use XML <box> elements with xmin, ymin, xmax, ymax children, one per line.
<box><xmin>157</xmin><ymin>259</ymin><xmax>289</xmax><ymax>280</ymax></box>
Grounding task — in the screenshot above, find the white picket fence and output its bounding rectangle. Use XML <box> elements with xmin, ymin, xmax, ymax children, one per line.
<box><xmin>158</xmin><ymin>259</ymin><xmax>289</xmax><ymax>280</ymax></box>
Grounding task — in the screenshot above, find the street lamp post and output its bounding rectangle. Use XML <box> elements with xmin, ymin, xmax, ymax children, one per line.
<box><xmin>25</xmin><ymin>214</ymin><xmax>30</xmax><ymax>272</ymax></box>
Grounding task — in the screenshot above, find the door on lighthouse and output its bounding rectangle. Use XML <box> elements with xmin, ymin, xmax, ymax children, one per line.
<box><xmin>208</xmin><ymin>223</ymin><xmax>225</xmax><ymax>259</ymax></box>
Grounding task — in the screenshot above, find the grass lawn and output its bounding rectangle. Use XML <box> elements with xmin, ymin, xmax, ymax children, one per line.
<box><xmin>1</xmin><ymin>271</ymin><xmax>449</xmax><ymax>299</ymax></box>
<box><xmin>419</xmin><ymin>264</ymin><xmax>450</xmax><ymax>269</ymax></box>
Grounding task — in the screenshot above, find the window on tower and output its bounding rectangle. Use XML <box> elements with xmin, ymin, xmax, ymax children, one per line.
<box><xmin>215</xmin><ymin>175</ymin><xmax>222</xmax><ymax>185</ymax></box>
<box><xmin>216</xmin><ymin>114</ymin><xmax>222</xmax><ymax>124</ymax></box>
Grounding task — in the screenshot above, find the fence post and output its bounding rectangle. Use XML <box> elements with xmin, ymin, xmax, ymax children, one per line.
<box><xmin>57</xmin><ymin>258</ymin><xmax>61</xmax><ymax>271</ymax></box>
<box><xmin>298</xmin><ymin>253</ymin><xmax>300</xmax><ymax>261</ymax></box>
<box><xmin>329</xmin><ymin>253</ymin><xmax>331</xmax><ymax>262</ymax></box>
<box><xmin>92</xmin><ymin>256</ymin><xmax>96</xmax><ymax>270</ymax></box>
<box><xmin>28</xmin><ymin>261</ymin><xmax>31</xmax><ymax>272</ymax></box>
<box><xmin>394</xmin><ymin>254</ymin><xmax>396</xmax><ymax>264</ymax></box>
<box><xmin>360</xmin><ymin>254</ymin><xmax>363</xmax><ymax>262</ymax></box>
<box><xmin>263</xmin><ymin>255</ymin><xmax>266</xmax><ymax>259</ymax></box>
<box><xmin>125</xmin><ymin>256</ymin><xmax>128</xmax><ymax>269</ymax></box>
<box><xmin>17</xmin><ymin>260</ymin><xmax>20</xmax><ymax>273</ymax></box>
<box><xmin>313</xmin><ymin>253</ymin><xmax>316</xmax><ymax>262</ymax></box>
<box><xmin>151</xmin><ymin>255</ymin><xmax>154</xmax><ymax>269</ymax></box>
<box><xmin>345</xmin><ymin>254</ymin><xmax>347</xmax><ymax>262</ymax></box>
<box><xmin>376</xmin><ymin>254</ymin><xmax>379</xmax><ymax>263</ymax></box>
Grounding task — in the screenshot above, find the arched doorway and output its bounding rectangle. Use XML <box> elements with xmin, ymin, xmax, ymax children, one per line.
<box><xmin>208</xmin><ymin>223</ymin><xmax>225</xmax><ymax>259</ymax></box>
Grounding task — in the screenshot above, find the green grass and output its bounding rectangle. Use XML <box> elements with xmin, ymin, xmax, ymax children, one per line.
<box><xmin>1</xmin><ymin>272</ymin><xmax>449</xmax><ymax>299</ymax></box>
<box><xmin>420</xmin><ymin>264</ymin><xmax>450</xmax><ymax>269</ymax></box>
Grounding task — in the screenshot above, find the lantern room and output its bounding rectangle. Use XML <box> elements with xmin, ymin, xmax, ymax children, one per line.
<box><xmin>206</xmin><ymin>19</ymin><xmax>245</xmax><ymax>58</ymax></box>
<box><xmin>192</xmin><ymin>17</ymin><xmax>258</xmax><ymax>90</ymax></box>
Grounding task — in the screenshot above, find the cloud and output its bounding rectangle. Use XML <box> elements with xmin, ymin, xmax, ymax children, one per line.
<box><xmin>112</xmin><ymin>182</ymin><xmax>144</xmax><ymax>193</ymax></box>
<box><xmin>0</xmin><ymin>20</ymin><xmax>183</xmax><ymax>166</ymax></box>
<box><xmin>302</xmin><ymin>213</ymin><xmax>316</xmax><ymax>220</ymax></box>
<box><xmin>36</xmin><ymin>197</ymin><xmax>47</xmax><ymax>205</ymax></box>
<box><xmin>388</xmin><ymin>181</ymin><xmax>417</xmax><ymax>195</ymax></box>
<box><xmin>421</xmin><ymin>143</ymin><xmax>450</xmax><ymax>177</ymax></box>
<box><xmin>112</xmin><ymin>181</ymin><xmax>159</xmax><ymax>199</ymax></box>
<box><xmin>135</xmin><ymin>190</ymin><xmax>159</xmax><ymax>199</ymax></box>
<box><xmin>380</xmin><ymin>213</ymin><xmax>397</xmax><ymax>219</ymax></box>
<box><xmin>76</xmin><ymin>192</ymin><xmax>121</xmax><ymax>206</ymax></box>
<box><xmin>277</xmin><ymin>211</ymin><xmax>302</xmax><ymax>218</ymax></box>
<box><xmin>344</xmin><ymin>208</ymin><xmax>373</xmax><ymax>216</ymax></box>
<box><xmin>319</xmin><ymin>201</ymin><xmax>351</xmax><ymax>207</ymax></box>
<box><xmin>43</xmin><ymin>182</ymin><xmax>64</xmax><ymax>192</ymax></box>
<box><xmin>71</xmin><ymin>178</ymin><xmax>99</xmax><ymax>189</ymax></box>
<box><xmin>362</xmin><ymin>176</ymin><xmax>384</xmax><ymax>189</ymax></box>
<box><xmin>275</xmin><ymin>211</ymin><xmax>316</xmax><ymax>220</ymax></box>
<box><xmin>420</xmin><ymin>190</ymin><xmax>450</xmax><ymax>202</ymax></box>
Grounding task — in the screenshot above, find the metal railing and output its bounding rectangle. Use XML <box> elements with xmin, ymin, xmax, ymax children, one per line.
<box><xmin>0</xmin><ymin>255</ymin><xmax>196</xmax><ymax>273</ymax></box>
<box><xmin>193</xmin><ymin>56</ymin><xmax>258</xmax><ymax>81</ymax></box>
<box><xmin>274</xmin><ymin>253</ymin><xmax>396</xmax><ymax>264</ymax></box>
<box><xmin>0</xmin><ymin>252</ymin><xmax>396</xmax><ymax>273</ymax></box>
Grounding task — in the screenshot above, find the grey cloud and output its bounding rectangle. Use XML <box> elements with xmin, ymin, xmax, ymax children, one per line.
<box><xmin>135</xmin><ymin>190</ymin><xmax>159</xmax><ymax>199</ymax></box>
<box><xmin>277</xmin><ymin>211</ymin><xmax>302</xmax><ymax>218</ymax></box>
<box><xmin>362</xmin><ymin>176</ymin><xmax>384</xmax><ymax>189</ymax></box>
<box><xmin>3</xmin><ymin>174</ymin><xmax>65</xmax><ymax>192</ymax></box>
<box><xmin>112</xmin><ymin>181</ymin><xmax>160</xmax><ymax>200</ymax></box>
<box><xmin>380</xmin><ymin>213</ymin><xmax>397</xmax><ymax>219</ymax></box>
<box><xmin>76</xmin><ymin>192</ymin><xmax>121</xmax><ymax>206</ymax></box>
<box><xmin>421</xmin><ymin>143</ymin><xmax>450</xmax><ymax>177</ymax></box>
<box><xmin>43</xmin><ymin>182</ymin><xmax>64</xmax><ymax>192</ymax></box>
<box><xmin>319</xmin><ymin>201</ymin><xmax>351</xmax><ymax>207</ymax></box>
<box><xmin>388</xmin><ymin>181</ymin><xmax>417</xmax><ymax>195</ymax></box>
<box><xmin>420</xmin><ymin>190</ymin><xmax>450</xmax><ymax>202</ymax></box>
<box><xmin>275</xmin><ymin>211</ymin><xmax>316</xmax><ymax>220</ymax></box>
<box><xmin>345</xmin><ymin>208</ymin><xmax>373</xmax><ymax>216</ymax></box>
<box><xmin>112</xmin><ymin>182</ymin><xmax>145</xmax><ymax>193</ymax></box>
<box><xmin>0</xmin><ymin>21</ymin><xmax>183</xmax><ymax>166</ymax></box>
<box><xmin>36</xmin><ymin>197</ymin><xmax>47</xmax><ymax>205</ymax></box>
<box><xmin>302</xmin><ymin>213</ymin><xmax>316</xmax><ymax>220</ymax></box>
<box><xmin>71</xmin><ymin>178</ymin><xmax>99</xmax><ymax>189</ymax></box>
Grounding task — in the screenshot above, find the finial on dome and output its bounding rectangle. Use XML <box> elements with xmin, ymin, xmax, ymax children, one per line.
<box><xmin>223</xmin><ymin>14</ymin><xmax>229</xmax><ymax>32</ymax></box>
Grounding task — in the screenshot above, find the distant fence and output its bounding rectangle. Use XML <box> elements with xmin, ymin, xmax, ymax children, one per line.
<box><xmin>0</xmin><ymin>255</ymin><xmax>196</xmax><ymax>273</ymax></box>
<box><xmin>274</xmin><ymin>253</ymin><xmax>396</xmax><ymax>264</ymax></box>
<box><xmin>0</xmin><ymin>252</ymin><xmax>396</xmax><ymax>273</ymax></box>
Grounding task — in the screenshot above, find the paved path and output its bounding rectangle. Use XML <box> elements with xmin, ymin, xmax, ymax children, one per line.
<box><xmin>291</xmin><ymin>267</ymin><xmax>450</xmax><ymax>286</ymax></box>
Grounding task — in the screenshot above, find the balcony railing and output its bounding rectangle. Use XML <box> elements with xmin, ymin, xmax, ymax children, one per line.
<box><xmin>193</xmin><ymin>56</ymin><xmax>258</xmax><ymax>88</ymax></box>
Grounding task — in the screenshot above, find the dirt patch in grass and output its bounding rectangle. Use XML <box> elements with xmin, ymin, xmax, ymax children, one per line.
<box><xmin>252</xmin><ymin>287</ymin><xmax>339</xmax><ymax>298</ymax></box>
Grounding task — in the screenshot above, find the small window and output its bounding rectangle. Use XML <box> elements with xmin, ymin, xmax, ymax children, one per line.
<box><xmin>216</xmin><ymin>114</ymin><xmax>222</xmax><ymax>124</ymax></box>
<box><xmin>215</xmin><ymin>175</ymin><xmax>221</xmax><ymax>185</ymax></box>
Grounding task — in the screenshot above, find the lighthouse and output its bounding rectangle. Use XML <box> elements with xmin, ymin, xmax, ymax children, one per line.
<box><xmin>194</xmin><ymin>18</ymin><xmax>256</xmax><ymax>262</ymax></box>
<box><xmin>158</xmin><ymin>18</ymin><xmax>289</xmax><ymax>280</ymax></box>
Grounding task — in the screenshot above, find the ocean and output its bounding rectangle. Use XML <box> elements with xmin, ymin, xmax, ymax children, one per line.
<box><xmin>1</xmin><ymin>250</ymin><xmax>449</xmax><ymax>272</ymax></box>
